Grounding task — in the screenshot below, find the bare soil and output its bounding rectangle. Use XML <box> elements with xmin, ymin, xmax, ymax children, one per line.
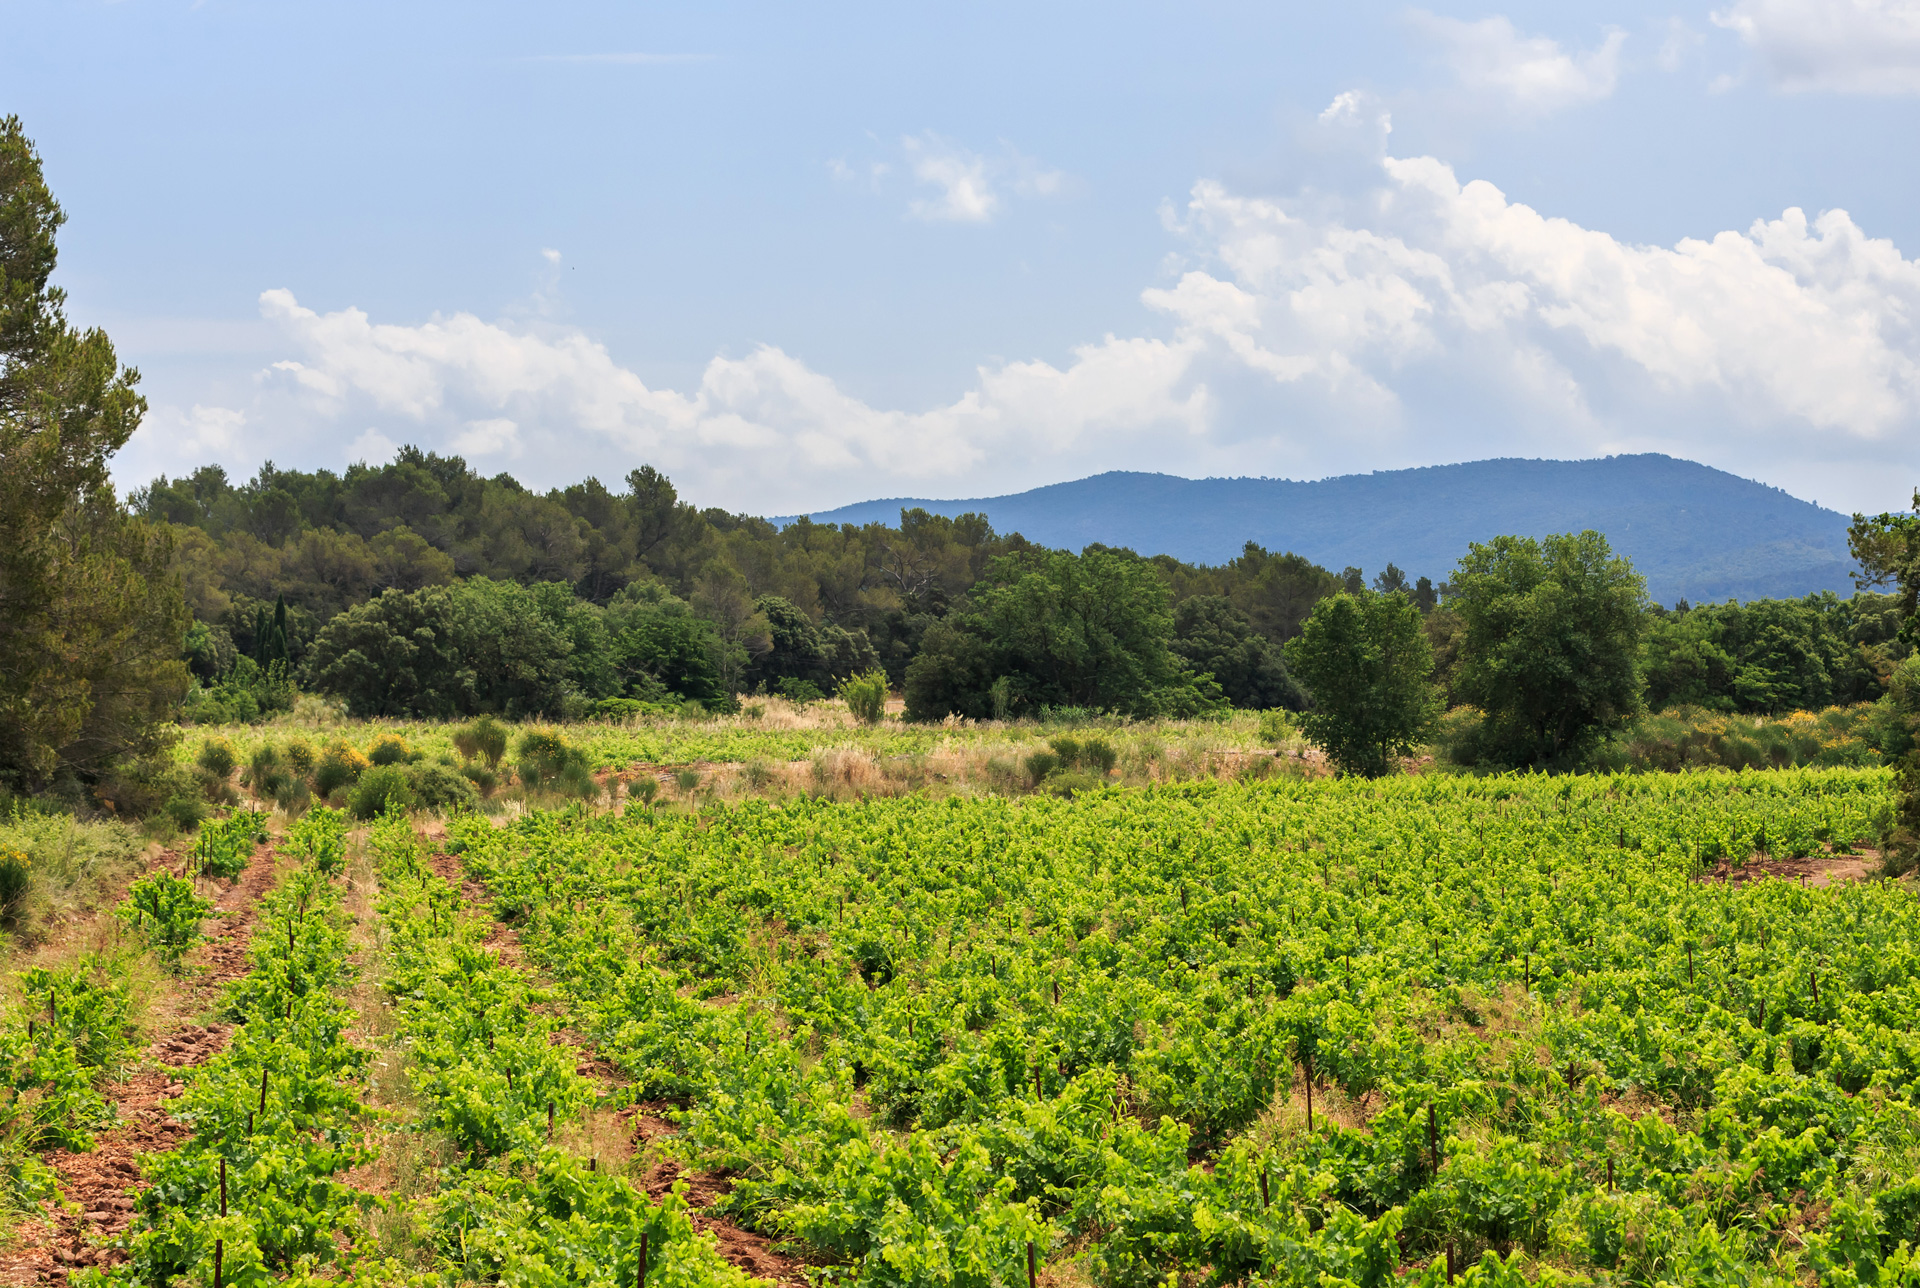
<box><xmin>0</xmin><ymin>844</ymin><xmax>282</xmax><ymax>1285</ymax></box>
<box><xmin>1695</xmin><ymin>849</ymin><xmax>1880</xmax><ymax>888</ymax></box>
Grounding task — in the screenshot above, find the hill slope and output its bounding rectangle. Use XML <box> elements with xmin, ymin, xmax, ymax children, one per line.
<box><xmin>793</xmin><ymin>455</ymin><xmax>1859</xmax><ymax>606</ymax></box>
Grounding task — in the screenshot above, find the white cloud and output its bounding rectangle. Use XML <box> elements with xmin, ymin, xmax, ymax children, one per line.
<box><xmin>126</xmin><ymin>159</ymin><xmax>1920</xmax><ymax>515</ymax></box>
<box><xmin>1712</xmin><ymin>0</ymin><xmax>1920</xmax><ymax>93</ymax></box>
<box><xmin>1408</xmin><ymin>11</ymin><xmax>1626</xmax><ymax>111</ymax></box>
<box><xmin>897</xmin><ymin>133</ymin><xmax>1067</xmax><ymax>224</ymax></box>
<box><xmin>904</xmin><ymin>135</ymin><xmax>999</xmax><ymax>222</ymax></box>
<box><xmin>540</xmin><ymin>248</ymin><xmax>560</xmax><ymax>264</ymax></box>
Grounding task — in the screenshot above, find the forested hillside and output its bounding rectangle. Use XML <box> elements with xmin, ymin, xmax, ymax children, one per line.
<box><xmin>801</xmin><ymin>456</ymin><xmax>1857</xmax><ymax>605</ymax></box>
<box><xmin>137</xmin><ymin>452</ymin><xmax>1909</xmax><ymax>734</ymax></box>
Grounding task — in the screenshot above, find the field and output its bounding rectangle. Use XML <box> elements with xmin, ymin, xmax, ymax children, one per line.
<box><xmin>8</xmin><ymin>766</ymin><xmax>1920</xmax><ymax>1287</ymax></box>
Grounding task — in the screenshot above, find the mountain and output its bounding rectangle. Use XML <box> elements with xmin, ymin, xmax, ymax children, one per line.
<box><xmin>790</xmin><ymin>455</ymin><xmax>1861</xmax><ymax>606</ymax></box>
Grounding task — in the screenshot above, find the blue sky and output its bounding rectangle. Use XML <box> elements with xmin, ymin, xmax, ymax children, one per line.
<box><xmin>11</xmin><ymin>0</ymin><xmax>1920</xmax><ymax>515</ymax></box>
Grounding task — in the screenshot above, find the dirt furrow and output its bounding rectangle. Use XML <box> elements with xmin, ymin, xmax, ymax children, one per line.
<box><xmin>0</xmin><ymin>844</ymin><xmax>283</xmax><ymax>1285</ymax></box>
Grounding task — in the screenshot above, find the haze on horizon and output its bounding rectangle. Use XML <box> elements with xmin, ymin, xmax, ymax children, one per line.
<box><xmin>10</xmin><ymin>0</ymin><xmax>1920</xmax><ymax>518</ymax></box>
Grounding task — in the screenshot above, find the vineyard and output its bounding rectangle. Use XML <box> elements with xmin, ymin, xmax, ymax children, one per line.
<box><xmin>439</xmin><ymin>767</ymin><xmax>1918</xmax><ymax>1287</ymax></box>
<box><xmin>7</xmin><ymin>766</ymin><xmax>1920</xmax><ymax>1287</ymax></box>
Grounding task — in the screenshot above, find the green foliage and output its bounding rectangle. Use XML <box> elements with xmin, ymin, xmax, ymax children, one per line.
<box><xmin>905</xmin><ymin>548</ymin><xmax>1223</xmax><ymax>721</ymax></box>
<box><xmin>1641</xmin><ymin>592</ymin><xmax>1900</xmax><ymax>716</ymax></box>
<box><xmin>286</xmin><ymin>805</ymin><xmax>347</xmax><ymax>876</ymax></box>
<box><xmin>408</xmin><ymin>763</ymin><xmax>479</xmax><ymax>814</ymax></box>
<box><xmin>191</xmin><ymin>810</ymin><xmax>265</xmax><ymax>880</ymax></box>
<box><xmin>1284</xmin><ymin>591</ymin><xmax>1442</xmax><ymax>777</ymax></box>
<box><xmin>196</xmin><ymin>736</ymin><xmax>237</xmax><ymax>780</ymax></box>
<box><xmin>0</xmin><ymin>117</ymin><xmax>189</xmax><ymax>792</ymax></box>
<box><xmin>452</xmin><ymin>713</ymin><xmax>508</xmax><ymax>767</ymax></box>
<box><xmin>516</xmin><ymin>729</ymin><xmax>595</xmax><ymax>798</ymax></box>
<box><xmin>349</xmin><ymin>765</ymin><xmax>413</xmax><ymax>820</ymax></box>
<box><xmin>440</xmin><ymin>767</ymin><xmax>1905</xmax><ymax>1288</ymax></box>
<box><xmin>117</xmin><ymin>871</ymin><xmax>214</xmax><ymax>968</ymax></box>
<box><xmin>0</xmin><ymin>849</ymin><xmax>27</xmax><ymax>923</ymax></box>
<box><xmin>311</xmin><ymin>742</ymin><xmax>367</xmax><ymax>798</ymax></box>
<box><xmin>1448</xmin><ymin>530</ymin><xmax>1648</xmax><ymax>769</ymax></box>
<box><xmin>99</xmin><ymin>809</ymin><xmax>374</xmax><ymax>1287</ymax></box>
<box><xmin>840</xmin><ymin>667</ymin><xmax>890</xmax><ymax>725</ymax></box>
<box><xmin>1171</xmin><ymin>594</ymin><xmax>1307</xmax><ymax>710</ymax></box>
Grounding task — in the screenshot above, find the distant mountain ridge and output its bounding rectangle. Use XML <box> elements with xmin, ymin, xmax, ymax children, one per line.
<box><xmin>789</xmin><ymin>455</ymin><xmax>1860</xmax><ymax>606</ymax></box>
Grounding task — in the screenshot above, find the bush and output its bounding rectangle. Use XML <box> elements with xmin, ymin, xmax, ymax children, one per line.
<box><xmin>410</xmin><ymin>764</ymin><xmax>480</xmax><ymax>814</ymax></box>
<box><xmin>777</xmin><ymin>677</ymin><xmax>825</xmax><ymax>704</ymax></box>
<box><xmin>0</xmin><ymin>850</ymin><xmax>30</xmax><ymax>925</ymax></box>
<box><xmin>284</xmin><ymin>739</ymin><xmax>317</xmax><ymax>778</ymax></box>
<box><xmin>516</xmin><ymin>729</ymin><xmax>592</xmax><ymax>793</ymax></box>
<box><xmin>1044</xmin><ymin>737</ymin><xmax>1116</xmax><ymax>776</ymax></box>
<box><xmin>460</xmin><ymin>763</ymin><xmax>499</xmax><ymax>797</ymax></box>
<box><xmin>840</xmin><ymin>668</ymin><xmax>889</xmax><ymax>725</ymax></box>
<box><xmin>196</xmin><ymin>737</ymin><xmax>237</xmax><ymax>780</ymax></box>
<box><xmin>1024</xmin><ymin>751</ymin><xmax>1062</xmax><ymax>784</ymax></box>
<box><xmin>163</xmin><ymin>794</ymin><xmax>209</xmax><ymax>830</ymax></box>
<box><xmin>453</xmin><ymin>714</ymin><xmax>509</xmax><ymax>768</ymax></box>
<box><xmin>349</xmin><ymin>765</ymin><xmax>414</xmax><ymax>820</ymax></box>
<box><xmin>368</xmin><ymin>733</ymin><xmax>414</xmax><ymax>766</ymax></box>
<box><xmin>242</xmin><ymin>743</ymin><xmax>291</xmax><ymax>802</ymax></box>
<box><xmin>94</xmin><ymin>755</ymin><xmax>203</xmax><ymax>821</ymax></box>
<box><xmin>312</xmin><ymin>742</ymin><xmax>369</xmax><ymax>797</ymax></box>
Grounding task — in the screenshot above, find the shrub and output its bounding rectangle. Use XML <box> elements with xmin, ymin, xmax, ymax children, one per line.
<box><xmin>840</xmin><ymin>668</ymin><xmax>889</xmax><ymax>725</ymax></box>
<box><xmin>629</xmin><ymin>777</ymin><xmax>659</xmax><ymax>806</ymax></box>
<box><xmin>777</xmin><ymin>678</ymin><xmax>825</xmax><ymax>704</ymax></box>
<box><xmin>350</xmin><ymin>765</ymin><xmax>414</xmax><ymax>820</ymax></box>
<box><xmin>1024</xmin><ymin>751</ymin><xmax>1062</xmax><ymax>784</ymax></box>
<box><xmin>453</xmin><ymin>715</ymin><xmax>509</xmax><ymax>768</ymax></box>
<box><xmin>368</xmin><ymin>733</ymin><xmax>413</xmax><ymax>766</ymax></box>
<box><xmin>460</xmin><ymin>763</ymin><xmax>499</xmax><ymax>796</ymax></box>
<box><xmin>312</xmin><ymin>742</ymin><xmax>369</xmax><ymax>797</ymax></box>
<box><xmin>516</xmin><ymin>729</ymin><xmax>591</xmax><ymax>792</ymax></box>
<box><xmin>243</xmin><ymin>743</ymin><xmax>291</xmax><ymax>801</ymax></box>
<box><xmin>673</xmin><ymin>767</ymin><xmax>702</xmax><ymax>795</ymax></box>
<box><xmin>1041</xmin><ymin>769</ymin><xmax>1104</xmax><ymax>797</ymax></box>
<box><xmin>163</xmin><ymin>794</ymin><xmax>208</xmax><ymax>830</ymax></box>
<box><xmin>95</xmin><ymin>756</ymin><xmax>203</xmax><ymax>821</ymax></box>
<box><xmin>410</xmin><ymin>764</ymin><xmax>480</xmax><ymax>814</ymax></box>
<box><xmin>0</xmin><ymin>850</ymin><xmax>29</xmax><ymax>925</ymax></box>
<box><xmin>195</xmin><ymin>737</ymin><xmax>237</xmax><ymax>780</ymax></box>
<box><xmin>284</xmin><ymin>738</ymin><xmax>317</xmax><ymax>777</ymax></box>
<box><xmin>1078</xmin><ymin>737</ymin><xmax>1118</xmax><ymax>775</ymax></box>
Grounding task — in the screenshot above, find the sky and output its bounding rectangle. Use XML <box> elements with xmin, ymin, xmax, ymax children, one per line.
<box><xmin>9</xmin><ymin>0</ymin><xmax>1920</xmax><ymax>516</ymax></box>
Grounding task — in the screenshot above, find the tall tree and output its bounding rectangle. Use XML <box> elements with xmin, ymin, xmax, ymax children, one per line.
<box><xmin>0</xmin><ymin>116</ymin><xmax>187</xmax><ymax>788</ymax></box>
<box><xmin>1448</xmin><ymin>530</ymin><xmax>1646</xmax><ymax>768</ymax></box>
<box><xmin>1284</xmin><ymin>591</ymin><xmax>1441</xmax><ymax>777</ymax></box>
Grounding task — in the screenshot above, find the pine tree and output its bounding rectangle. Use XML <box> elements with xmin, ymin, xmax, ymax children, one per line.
<box><xmin>0</xmin><ymin>117</ymin><xmax>187</xmax><ymax>790</ymax></box>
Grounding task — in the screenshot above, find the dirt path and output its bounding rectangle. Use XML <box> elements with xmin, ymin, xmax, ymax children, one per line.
<box><xmin>0</xmin><ymin>844</ymin><xmax>283</xmax><ymax>1284</ymax></box>
<box><xmin>424</xmin><ymin>836</ymin><xmax>811</xmax><ymax>1288</ymax></box>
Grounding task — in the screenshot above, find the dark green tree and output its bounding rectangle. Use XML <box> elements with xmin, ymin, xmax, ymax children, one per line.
<box><xmin>1284</xmin><ymin>592</ymin><xmax>1441</xmax><ymax>777</ymax></box>
<box><xmin>905</xmin><ymin>548</ymin><xmax>1219</xmax><ymax>720</ymax></box>
<box><xmin>1448</xmin><ymin>530</ymin><xmax>1647</xmax><ymax>767</ymax></box>
<box><xmin>1171</xmin><ymin>595</ymin><xmax>1306</xmax><ymax>710</ymax></box>
<box><xmin>304</xmin><ymin>588</ymin><xmax>464</xmax><ymax>718</ymax></box>
<box><xmin>0</xmin><ymin>116</ymin><xmax>187</xmax><ymax>788</ymax></box>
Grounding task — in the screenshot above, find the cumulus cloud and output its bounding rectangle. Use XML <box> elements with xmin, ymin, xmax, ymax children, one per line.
<box><xmin>1408</xmin><ymin>11</ymin><xmax>1626</xmax><ymax>111</ymax></box>
<box><xmin>1713</xmin><ymin>0</ymin><xmax>1920</xmax><ymax>93</ymax></box>
<box><xmin>129</xmin><ymin>159</ymin><xmax>1920</xmax><ymax>514</ymax></box>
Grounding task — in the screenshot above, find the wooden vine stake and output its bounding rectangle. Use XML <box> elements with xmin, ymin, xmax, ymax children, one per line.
<box><xmin>214</xmin><ymin>1239</ymin><xmax>224</xmax><ymax>1288</ymax></box>
<box><xmin>220</xmin><ymin>1156</ymin><xmax>228</xmax><ymax>1216</ymax></box>
<box><xmin>258</xmin><ymin>1068</ymin><xmax>268</xmax><ymax>1113</ymax></box>
<box><xmin>1428</xmin><ymin>1103</ymin><xmax>1439</xmax><ymax>1174</ymax></box>
<box><xmin>640</xmin><ymin>1232</ymin><xmax>649</xmax><ymax>1285</ymax></box>
<box><xmin>1607</xmin><ymin>1156</ymin><xmax>1615</xmax><ymax>1192</ymax></box>
<box><xmin>1258</xmin><ymin>1166</ymin><xmax>1270</xmax><ymax>1209</ymax></box>
<box><xmin>1304</xmin><ymin>1051</ymin><xmax>1314</xmax><ymax>1132</ymax></box>
<box><xmin>547</xmin><ymin>1101</ymin><xmax>555</xmax><ymax>1140</ymax></box>
<box><xmin>1027</xmin><ymin>1240</ymin><xmax>1038</xmax><ymax>1288</ymax></box>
